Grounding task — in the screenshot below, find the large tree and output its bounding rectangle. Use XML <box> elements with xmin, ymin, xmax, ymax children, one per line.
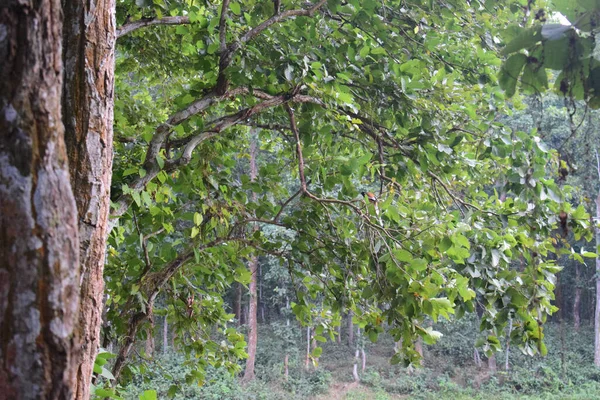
<box><xmin>104</xmin><ymin>0</ymin><xmax>577</xmax><ymax>391</ymax></box>
<box><xmin>0</xmin><ymin>0</ymin><xmax>80</xmax><ymax>396</ymax></box>
<box><xmin>1</xmin><ymin>0</ymin><xmax>115</xmax><ymax>397</ymax></box>
<box><xmin>0</xmin><ymin>0</ymin><xmax>586</xmax><ymax>397</ymax></box>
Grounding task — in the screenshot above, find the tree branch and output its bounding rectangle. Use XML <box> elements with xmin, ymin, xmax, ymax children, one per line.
<box><xmin>219</xmin><ymin>0</ymin><xmax>231</xmax><ymax>53</ymax></box>
<box><xmin>111</xmin><ymin>92</ymin><xmax>323</xmax><ymax>218</ymax></box>
<box><xmin>216</xmin><ymin>0</ymin><xmax>328</xmax><ymax>94</ymax></box>
<box><xmin>428</xmin><ymin>171</ymin><xmax>498</xmax><ymax>216</ymax></box>
<box><xmin>117</xmin><ymin>16</ymin><xmax>191</xmax><ymax>38</ymax></box>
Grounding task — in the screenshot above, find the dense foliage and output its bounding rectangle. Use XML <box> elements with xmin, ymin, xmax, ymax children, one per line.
<box><xmin>96</xmin><ymin>0</ymin><xmax>597</xmax><ymax>396</ymax></box>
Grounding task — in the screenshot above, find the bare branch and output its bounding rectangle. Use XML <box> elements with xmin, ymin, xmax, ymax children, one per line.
<box><xmin>117</xmin><ymin>16</ymin><xmax>191</xmax><ymax>38</ymax></box>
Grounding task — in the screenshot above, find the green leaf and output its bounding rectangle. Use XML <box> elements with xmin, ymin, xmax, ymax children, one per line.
<box><xmin>230</xmin><ymin>2</ymin><xmax>241</xmax><ymax>15</ymax></box>
<box><xmin>139</xmin><ymin>390</ymin><xmax>157</xmax><ymax>400</ymax></box>
<box><xmin>500</xmin><ymin>54</ymin><xmax>527</xmax><ymax>97</ymax></box>
<box><xmin>394</xmin><ymin>249</ymin><xmax>413</xmax><ymax>262</ymax></box>
<box><xmin>501</xmin><ymin>26</ymin><xmax>542</xmax><ymax>55</ymax></box>
<box><xmin>312</xmin><ymin>346</ymin><xmax>323</xmax><ymax>358</ymax></box>
<box><xmin>167</xmin><ymin>385</ymin><xmax>178</xmax><ymax>398</ymax></box>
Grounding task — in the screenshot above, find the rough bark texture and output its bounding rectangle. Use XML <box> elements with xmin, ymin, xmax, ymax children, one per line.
<box><xmin>243</xmin><ymin>134</ymin><xmax>259</xmax><ymax>382</ymax></box>
<box><xmin>61</xmin><ymin>0</ymin><xmax>116</xmax><ymax>396</ymax></box>
<box><xmin>0</xmin><ymin>0</ymin><xmax>81</xmax><ymax>397</ymax></box>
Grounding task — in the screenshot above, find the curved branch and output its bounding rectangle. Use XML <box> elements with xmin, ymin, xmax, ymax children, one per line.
<box><xmin>111</xmin><ymin>92</ymin><xmax>323</xmax><ymax>218</ymax></box>
<box><xmin>117</xmin><ymin>16</ymin><xmax>191</xmax><ymax>38</ymax></box>
<box><xmin>216</xmin><ymin>0</ymin><xmax>328</xmax><ymax>93</ymax></box>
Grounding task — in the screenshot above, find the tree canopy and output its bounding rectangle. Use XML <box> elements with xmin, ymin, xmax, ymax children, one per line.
<box><xmin>99</xmin><ymin>0</ymin><xmax>591</xmax><ymax>392</ymax></box>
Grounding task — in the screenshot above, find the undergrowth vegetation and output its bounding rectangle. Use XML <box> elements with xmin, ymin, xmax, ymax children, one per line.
<box><xmin>119</xmin><ymin>316</ymin><xmax>600</xmax><ymax>399</ymax></box>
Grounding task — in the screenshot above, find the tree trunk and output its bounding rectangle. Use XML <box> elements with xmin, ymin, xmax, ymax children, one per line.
<box><xmin>234</xmin><ymin>283</ymin><xmax>243</xmax><ymax>325</ymax></box>
<box><xmin>242</xmin><ymin>132</ymin><xmax>259</xmax><ymax>382</ymax></box>
<box><xmin>361</xmin><ymin>348</ymin><xmax>366</xmax><ymax>372</ymax></box>
<box><xmin>163</xmin><ymin>316</ymin><xmax>168</xmax><ymax>354</ymax></box>
<box><xmin>347</xmin><ymin>311</ymin><xmax>354</xmax><ymax>346</ymax></box>
<box><xmin>474</xmin><ymin>348</ymin><xmax>482</xmax><ymax>368</ymax></box>
<box><xmin>145</xmin><ymin>324</ymin><xmax>155</xmax><ymax>358</ymax></box>
<box><xmin>243</xmin><ymin>256</ymin><xmax>259</xmax><ymax>382</ymax></box>
<box><xmin>305</xmin><ymin>326</ymin><xmax>311</xmax><ymax>370</ymax></box>
<box><xmin>415</xmin><ymin>337</ymin><xmax>424</xmax><ymax>366</ymax></box>
<box><xmin>259</xmin><ymin>263</ymin><xmax>265</xmax><ymax>323</ymax></box>
<box><xmin>574</xmin><ymin>263</ymin><xmax>582</xmax><ymax>330</ymax></box>
<box><xmin>595</xmin><ymin>191</ymin><xmax>600</xmax><ymax>366</ymax></box>
<box><xmin>505</xmin><ymin>318</ymin><xmax>512</xmax><ymax>371</ymax></box>
<box><xmin>352</xmin><ymin>327</ymin><xmax>360</xmax><ymax>382</ymax></box>
<box><xmin>61</xmin><ymin>0</ymin><xmax>115</xmax><ymax>396</ymax></box>
<box><xmin>488</xmin><ymin>354</ymin><xmax>497</xmax><ymax>374</ymax></box>
<box><xmin>0</xmin><ymin>1</ymin><xmax>81</xmax><ymax>397</ymax></box>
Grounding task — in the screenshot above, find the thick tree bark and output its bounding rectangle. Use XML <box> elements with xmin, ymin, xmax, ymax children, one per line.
<box><xmin>61</xmin><ymin>0</ymin><xmax>116</xmax><ymax>396</ymax></box>
<box><xmin>242</xmin><ymin>133</ymin><xmax>259</xmax><ymax>382</ymax></box>
<box><xmin>0</xmin><ymin>0</ymin><xmax>81</xmax><ymax>397</ymax></box>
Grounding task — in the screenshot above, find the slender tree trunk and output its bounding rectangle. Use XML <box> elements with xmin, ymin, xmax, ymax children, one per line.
<box><xmin>347</xmin><ymin>311</ymin><xmax>354</xmax><ymax>346</ymax></box>
<box><xmin>415</xmin><ymin>337</ymin><xmax>424</xmax><ymax>366</ymax></box>
<box><xmin>145</xmin><ymin>324</ymin><xmax>155</xmax><ymax>357</ymax></box>
<box><xmin>488</xmin><ymin>354</ymin><xmax>497</xmax><ymax>374</ymax></box>
<box><xmin>595</xmin><ymin>165</ymin><xmax>600</xmax><ymax>366</ymax></box>
<box><xmin>243</xmin><ymin>256</ymin><xmax>259</xmax><ymax>382</ymax></box>
<box><xmin>163</xmin><ymin>316</ymin><xmax>168</xmax><ymax>354</ymax></box>
<box><xmin>361</xmin><ymin>348</ymin><xmax>366</xmax><ymax>372</ymax></box>
<box><xmin>574</xmin><ymin>263</ymin><xmax>582</xmax><ymax>330</ymax></box>
<box><xmin>234</xmin><ymin>283</ymin><xmax>243</xmax><ymax>325</ymax></box>
<box><xmin>259</xmin><ymin>264</ymin><xmax>265</xmax><ymax>323</ymax></box>
<box><xmin>352</xmin><ymin>327</ymin><xmax>360</xmax><ymax>382</ymax></box>
<box><xmin>474</xmin><ymin>348</ymin><xmax>482</xmax><ymax>368</ymax></box>
<box><xmin>337</xmin><ymin>323</ymin><xmax>342</xmax><ymax>344</ymax></box>
<box><xmin>61</xmin><ymin>0</ymin><xmax>115</xmax><ymax>396</ymax></box>
<box><xmin>243</xmin><ymin>132</ymin><xmax>259</xmax><ymax>382</ymax></box>
<box><xmin>505</xmin><ymin>318</ymin><xmax>512</xmax><ymax>371</ymax></box>
<box><xmin>306</xmin><ymin>326</ymin><xmax>311</xmax><ymax>370</ymax></box>
<box><xmin>0</xmin><ymin>1</ymin><xmax>80</xmax><ymax>396</ymax></box>
<box><xmin>284</xmin><ymin>354</ymin><xmax>289</xmax><ymax>380</ymax></box>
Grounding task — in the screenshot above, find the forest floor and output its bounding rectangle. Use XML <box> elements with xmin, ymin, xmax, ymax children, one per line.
<box><xmin>119</xmin><ymin>320</ymin><xmax>600</xmax><ymax>399</ymax></box>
